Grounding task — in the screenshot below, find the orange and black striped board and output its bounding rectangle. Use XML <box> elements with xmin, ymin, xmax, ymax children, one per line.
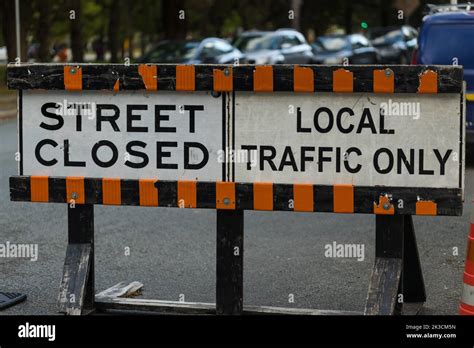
<box><xmin>10</xmin><ymin>176</ymin><xmax>462</xmax><ymax>216</ymax></box>
<box><xmin>8</xmin><ymin>63</ymin><xmax>462</xmax><ymax>93</ymax></box>
<box><xmin>7</xmin><ymin>64</ymin><xmax>465</xmax><ymax>216</ymax></box>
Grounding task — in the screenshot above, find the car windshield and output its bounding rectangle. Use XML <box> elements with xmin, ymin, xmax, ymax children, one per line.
<box><xmin>246</xmin><ymin>35</ymin><xmax>275</xmax><ymax>51</ymax></box>
<box><xmin>372</xmin><ymin>30</ymin><xmax>403</xmax><ymax>45</ymax></box>
<box><xmin>316</xmin><ymin>37</ymin><xmax>350</xmax><ymax>51</ymax></box>
<box><xmin>233</xmin><ymin>34</ymin><xmax>265</xmax><ymax>52</ymax></box>
<box><xmin>143</xmin><ymin>41</ymin><xmax>199</xmax><ymax>63</ymax></box>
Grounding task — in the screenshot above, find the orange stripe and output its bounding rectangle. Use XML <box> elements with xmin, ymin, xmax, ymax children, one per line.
<box><xmin>177</xmin><ymin>181</ymin><xmax>197</xmax><ymax>208</ymax></box>
<box><xmin>333</xmin><ymin>184</ymin><xmax>354</xmax><ymax>213</ymax></box>
<box><xmin>139</xmin><ymin>179</ymin><xmax>158</xmax><ymax>206</ymax></box>
<box><xmin>293</xmin><ymin>184</ymin><xmax>313</xmax><ymax>212</ymax></box>
<box><xmin>176</xmin><ymin>65</ymin><xmax>195</xmax><ymax>91</ymax></box>
<box><xmin>416</xmin><ymin>201</ymin><xmax>437</xmax><ymax>215</ymax></box>
<box><xmin>113</xmin><ymin>79</ymin><xmax>120</xmax><ymax>91</ymax></box>
<box><xmin>30</xmin><ymin>176</ymin><xmax>49</xmax><ymax>202</ymax></box>
<box><xmin>213</xmin><ymin>67</ymin><xmax>233</xmax><ymax>92</ymax></box>
<box><xmin>66</xmin><ymin>177</ymin><xmax>85</xmax><ymax>204</ymax></box>
<box><xmin>466</xmin><ymin>237</ymin><xmax>474</xmax><ymax>264</ymax></box>
<box><xmin>333</xmin><ymin>69</ymin><xmax>353</xmax><ymax>92</ymax></box>
<box><xmin>253</xmin><ymin>66</ymin><xmax>273</xmax><ymax>92</ymax></box>
<box><xmin>373</xmin><ymin>69</ymin><xmax>394</xmax><ymax>93</ymax></box>
<box><xmin>216</xmin><ymin>182</ymin><xmax>235</xmax><ymax>209</ymax></box>
<box><xmin>138</xmin><ymin>64</ymin><xmax>158</xmax><ymax>91</ymax></box>
<box><xmin>293</xmin><ymin>66</ymin><xmax>314</xmax><ymax>92</ymax></box>
<box><xmin>253</xmin><ymin>182</ymin><xmax>273</xmax><ymax>211</ymax></box>
<box><xmin>64</xmin><ymin>66</ymin><xmax>82</xmax><ymax>90</ymax></box>
<box><xmin>373</xmin><ymin>195</ymin><xmax>394</xmax><ymax>215</ymax></box>
<box><xmin>418</xmin><ymin>70</ymin><xmax>438</xmax><ymax>94</ymax></box>
<box><xmin>102</xmin><ymin>178</ymin><xmax>121</xmax><ymax>205</ymax></box>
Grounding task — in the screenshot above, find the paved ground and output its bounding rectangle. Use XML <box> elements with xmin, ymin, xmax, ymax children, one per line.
<box><xmin>0</xmin><ymin>117</ymin><xmax>473</xmax><ymax>315</ymax></box>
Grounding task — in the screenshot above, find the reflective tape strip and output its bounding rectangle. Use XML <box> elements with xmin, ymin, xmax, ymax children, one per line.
<box><xmin>64</xmin><ymin>66</ymin><xmax>82</xmax><ymax>90</ymax></box>
<box><xmin>66</xmin><ymin>177</ymin><xmax>85</xmax><ymax>204</ymax></box>
<box><xmin>461</xmin><ymin>282</ymin><xmax>474</xmax><ymax>306</ymax></box>
<box><xmin>333</xmin><ymin>184</ymin><xmax>354</xmax><ymax>213</ymax></box>
<box><xmin>30</xmin><ymin>176</ymin><xmax>49</xmax><ymax>202</ymax></box>
<box><xmin>139</xmin><ymin>179</ymin><xmax>158</xmax><ymax>207</ymax></box>
<box><xmin>332</xmin><ymin>69</ymin><xmax>353</xmax><ymax>93</ymax></box>
<box><xmin>102</xmin><ymin>178</ymin><xmax>121</xmax><ymax>205</ymax></box>
<box><xmin>293</xmin><ymin>184</ymin><xmax>313</xmax><ymax>212</ymax></box>
<box><xmin>373</xmin><ymin>69</ymin><xmax>394</xmax><ymax>93</ymax></box>
<box><xmin>418</xmin><ymin>70</ymin><xmax>438</xmax><ymax>94</ymax></box>
<box><xmin>293</xmin><ymin>66</ymin><xmax>314</xmax><ymax>93</ymax></box>
<box><xmin>213</xmin><ymin>67</ymin><xmax>233</xmax><ymax>92</ymax></box>
<box><xmin>253</xmin><ymin>66</ymin><xmax>273</xmax><ymax>92</ymax></box>
<box><xmin>138</xmin><ymin>64</ymin><xmax>157</xmax><ymax>91</ymax></box>
<box><xmin>253</xmin><ymin>182</ymin><xmax>273</xmax><ymax>211</ymax></box>
<box><xmin>176</xmin><ymin>65</ymin><xmax>195</xmax><ymax>91</ymax></box>
<box><xmin>177</xmin><ymin>181</ymin><xmax>197</xmax><ymax>208</ymax></box>
<box><xmin>216</xmin><ymin>182</ymin><xmax>235</xmax><ymax>210</ymax></box>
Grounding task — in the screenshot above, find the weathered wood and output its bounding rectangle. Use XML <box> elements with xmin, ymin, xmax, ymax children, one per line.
<box><xmin>364</xmin><ymin>257</ymin><xmax>403</xmax><ymax>315</ymax></box>
<box><xmin>57</xmin><ymin>243</ymin><xmax>92</xmax><ymax>315</ymax></box>
<box><xmin>57</xmin><ymin>204</ymin><xmax>95</xmax><ymax>315</ymax></box>
<box><xmin>95</xmin><ymin>297</ymin><xmax>361</xmax><ymax>315</ymax></box>
<box><xmin>95</xmin><ymin>281</ymin><xmax>143</xmax><ymax>299</ymax></box>
<box><xmin>9</xmin><ymin>176</ymin><xmax>463</xmax><ymax>216</ymax></box>
<box><xmin>401</xmin><ymin>216</ymin><xmax>426</xmax><ymax>303</ymax></box>
<box><xmin>375</xmin><ymin>215</ymin><xmax>404</xmax><ymax>259</ymax></box>
<box><xmin>216</xmin><ymin>209</ymin><xmax>244</xmax><ymax>315</ymax></box>
<box><xmin>7</xmin><ymin>63</ymin><xmax>462</xmax><ymax>93</ymax></box>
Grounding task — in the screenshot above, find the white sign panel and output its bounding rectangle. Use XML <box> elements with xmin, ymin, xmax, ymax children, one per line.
<box><xmin>21</xmin><ymin>90</ymin><xmax>224</xmax><ymax>181</ymax></box>
<box><xmin>234</xmin><ymin>92</ymin><xmax>462</xmax><ymax>188</ymax></box>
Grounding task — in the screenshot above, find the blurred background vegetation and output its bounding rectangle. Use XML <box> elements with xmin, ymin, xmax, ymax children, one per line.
<box><xmin>0</xmin><ymin>0</ymin><xmax>447</xmax><ymax>64</ymax></box>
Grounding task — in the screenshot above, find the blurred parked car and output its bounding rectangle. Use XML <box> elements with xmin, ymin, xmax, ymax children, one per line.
<box><xmin>138</xmin><ymin>38</ymin><xmax>243</xmax><ymax>64</ymax></box>
<box><xmin>312</xmin><ymin>34</ymin><xmax>379</xmax><ymax>64</ymax></box>
<box><xmin>232</xmin><ymin>30</ymin><xmax>270</xmax><ymax>53</ymax></box>
<box><xmin>414</xmin><ymin>4</ymin><xmax>474</xmax><ymax>146</ymax></box>
<box><xmin>369</xmin><ymin>26</ymin><xmax>418</xmax><ymax>64</ymax></box>
<box><xmin>242</xmin><ymin>29</ymin><xmax>314</xmax><ymax>64</ymax></box>
<box><xmin>0</xmin><ymin>46</ymin><xmax>7</xmax><ymax>63</ymax></box>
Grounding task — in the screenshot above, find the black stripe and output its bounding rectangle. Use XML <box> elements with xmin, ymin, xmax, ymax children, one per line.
<box><xmin>48</xmin><ymin>177</ymin><xmax>66</xmax><ymax>203</ymax></box>
<box><xmin>195</xmin><ymin>65</ymin><xmax>214</xmax><ymax>91</ymax></box>
<box><xmin>18</xmin><ymin>90</ymin><xmax>23</xmax><ymax>175</ymax></box>
<box><xmin>222</xmin><ymin>92</ymin><xmax>226</xmax><ymax>181</ymax></box>
<box><xmin>121</xmin><ymin>179</ymin><xmax>139</xmax><ymax>205</ymax></box>
<box><xmin>231</xmin><ymin>90</ymin><xmax>235</xmax><ymax>181</ymax></box>
<box><xmin>236</xmin><ymin>183</ymin><xmax>253</xmax><ymax>210</ymax></box>
<box><xmin>273</xmin><ymin>184</ymin><xmax>293</xmax><ymax>211</ymax></box>
<box><xmin>273</xmin><ymin>65</ymin><xmax>293</xmax><ymax>91</ymax></box>
<box><xmin>85</xmin><ymin>178</ymin><xmax>102</xmax><ymax>204</ymax></box>
<box><xmin>9</xmin><ymin>176</ymin><xmax>30</xmax><ymax>201</ymax></box>
<box><xmin>156</xmin><ymin>180</ymin><xmax>177</xmax><ymax>207</ymax></box>
<box><xmin>197</xmin><ymin>182</ymin><xmax>216</xmax><ymax>208</ymax></box>
<box><xmin>157</xmin><ymin>65</ymin><xmax>176</xmax><ymax>91</ymax></box>
<box><xmin>314</xmin><ymin>185</ymin><xmax>333</xmax><ymax>213</ymax></box>
<box><xmin>233</xmin><ymin>65</ymin><xmax>254</xmax><ymax>91</ymax></box>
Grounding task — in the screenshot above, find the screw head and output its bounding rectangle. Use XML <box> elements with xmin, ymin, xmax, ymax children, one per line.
<box><xmin>70</xmin><ymin>68</ymin><xmax>76</xmax><ymax>74</ymax></box>
<box><xmin>383</xmin><ymin>202</ymin><xmax>391</xmax><ymax>210</ymax></box>
<box><xmin>384</xmin><ymin>68</ymin><xmax>392</xmax><ymax>77</ymax></box>
<box><xmin>71</xmin><ymin>192</ymin><xmax>78</xmax><ymax>200</ymax></box>
<box><xmin>223</xmin><ymin>197</ymin><xmax>230</xmax><ymax>205</ymax></box>
<box><xmin>224</xmin><ymin>68</ymin><xmax>230</xmax><ymax>76</ymax></box>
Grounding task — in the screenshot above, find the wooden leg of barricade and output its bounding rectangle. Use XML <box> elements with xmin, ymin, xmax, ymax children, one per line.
<box><xmin>216</xmin><ymin>209</ymin><xmax>244</xmax><ymax>315</ymax></box>
<box><xmin>58</xmin><ymin>204</ymin><xmax>95</xmax><ymax>315</ymax></box>
<box><xmin>365</xmin><ymin>215</ymin><xmax>426</xmax><ymax>315</ymax></box>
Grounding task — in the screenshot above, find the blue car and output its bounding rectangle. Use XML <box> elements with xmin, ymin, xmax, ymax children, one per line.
<box><xmin>414</xmin><ymin>5</ymin><xmax>474</xmax><ymax>146</ymax></box>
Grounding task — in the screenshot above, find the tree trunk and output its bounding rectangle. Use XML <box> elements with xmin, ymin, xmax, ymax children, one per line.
<box><xmin>1</xmin><ymin>0</ymin><xmax>17</xmax><ymax>61</ymax></box>
<box><xmin>37</xmin><ymin>0</ymin><xmax>52</xmax><ymax>61</ymax></box>
<box><xmin>70</xmin><ymin>0</ymin><xmax>83</xmax><ymax>62</ymax></box>
<box><xmin>162</xmin><ymin>0</ymin><xmax>186</xmax><ymax>40</ymax></box>
<box><xmin>108</xmin><ymin>0</ymin><xmax>120</xmax><ymax>62</ymax></box>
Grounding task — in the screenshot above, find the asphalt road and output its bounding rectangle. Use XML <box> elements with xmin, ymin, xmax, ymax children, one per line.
<box><xmin>0</xmin><ymin>117</ymin><xmax>473</xmax><ymax>315</ymax></box>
